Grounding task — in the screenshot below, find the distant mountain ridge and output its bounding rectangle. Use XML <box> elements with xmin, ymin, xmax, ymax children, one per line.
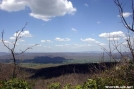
<box><xmin>0</xmin><ymin>52</ymin><xmax>9</xmax><ymax>56</ymax></box>
<box><xmin>0</xmin><ymin>52</ymin><xmax>118</xmax><ymax>64</ymax></box>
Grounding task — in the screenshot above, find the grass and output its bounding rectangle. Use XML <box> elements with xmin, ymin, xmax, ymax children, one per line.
<box><xmin>19</xmin><ymin>63</ymin><xmax>63</xmax><ymax>69</ymax></box>
<box><xmin>0</xmin><ymin>61</ymin><xmax>134</xmax><ymax>89</ymax></box>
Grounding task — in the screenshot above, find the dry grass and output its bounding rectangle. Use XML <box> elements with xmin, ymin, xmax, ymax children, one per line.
<box><xmin>0</xmin><ymin>62</ymin><xmax>134</xmax><ymax>89</ymax></box>
<box><xmin>0</xmin><ymin>63</ymin><xmax>95</xmax><ymax>89</ymax></box>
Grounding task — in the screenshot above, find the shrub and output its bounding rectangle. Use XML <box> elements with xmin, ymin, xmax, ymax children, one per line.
<box><xmin>0</xmin><ymin>78</ymin><xmax>31</xmax><ymax>89</ymax></box>
<box><xmin>47</xmin><ymin>82</ymin><xmax>61</xmax><ymax>89</ymax></box>
<box><xmin>47</xmin><ymin>76</ymin><xmax>131</xmax><ymax>89</ymax></box>
<box><xmin>50</xmin><ymin>79</ymin><xmax>97</xmax><ymax>89</ymax></box>
<box><xmin>95</xmin><ymin>77</ymin><xmax>129</xmax><ymax>89</ymax></box>
<box><xmin>63</xmin><ymin>84</ymin><xmax>73</xmax><ymax>89</ymax></box>
<box><xmin>126</xmin><ymin>62</ymin><xmax>134</xmax><ymax>84</ymax></box>
<box><xmin>74</xmin><ymin>85</ymin><xmax>83</xmax><ymax>89</ymax></box>
<box><xmin>82</xmin><ymin>79</ymin><xmax>97</xmax><ymax>89</ymax></box>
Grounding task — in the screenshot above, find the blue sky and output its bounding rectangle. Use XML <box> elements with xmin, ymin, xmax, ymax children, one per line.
<box><xmin>0</xmin><ymin>0</ymin><xmax>132</xmax><ymax>52</ymax></box>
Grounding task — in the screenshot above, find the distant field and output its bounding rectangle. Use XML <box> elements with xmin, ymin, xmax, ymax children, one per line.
<box><xmin>0</xmin><ymin>52</ymin><xmax>120</xmax><ymax>69</ymax></box>
<box><xmin>19</xmin><ymin>63</ymin><xmax>63</xmax><ymax>69</ymax></box>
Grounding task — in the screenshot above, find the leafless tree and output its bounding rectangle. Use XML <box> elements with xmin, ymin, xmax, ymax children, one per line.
<box><xmin>114</xmin><ymin>0</ymin><xmax>134</xmax><ymax>32</ymax></box>
<box><xmin>99</xmin><ymin>34</ymin><xmax>132</xmax><ymax>63</ymax></box>
<box><xmin>114</xmin><ymin>0</ymin><xmax>134</xmax><ymax>62</ymax></box>
<box><xmin>99</xmin><ymin>36</ymin><xmax>120</xmax><ymax>62</ymax></box>
<box><xmin>0</xmin><ymin>23</ymin><xmax>38</xmax><ymax>78</ymax></box>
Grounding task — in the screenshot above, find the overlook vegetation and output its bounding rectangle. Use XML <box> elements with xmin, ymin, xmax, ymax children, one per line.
<box><xmin>0</xmin><ymin>61</ymin><xmax>134</xmax><ymax>89</ymax></box>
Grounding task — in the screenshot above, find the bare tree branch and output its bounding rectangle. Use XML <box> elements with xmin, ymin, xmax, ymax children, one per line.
<box><xmin>0</xmin><ymin>23</ymin><xmax>38</xmax><ymax>78</ymax></box>
<box><xmin>114</xmin><ymin>0</ymin><xmax>134</xmax><ymax>32</ymax></box>
<box><xmin>16</xmin><ymin>44</ymin><xmax>39</xmax><ymax>55</ymax></box>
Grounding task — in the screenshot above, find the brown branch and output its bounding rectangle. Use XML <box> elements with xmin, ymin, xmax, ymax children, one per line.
<box><xmin>112</xmin><ymin>37</ymin><xmax>124</xmax><ymax>58</ymax></box>
<box><xmin>0</xmin><ymin>22</ymin><xmax>37</xmax><ymax>64</ymax></box>
<box><xmin>12</xmin><ymin>23</ymin><xmax>28</xmax><ymax>52</ymax></box>
<box><xmin>0</xmin><ymin>23</ymin><xmax>38</xmax><ymax>78</ymax></box>
<box><xmin>99</xmin><ymin>43</ymin><xmax>115</xmax><ymax>61</ymax></box>
<box><xmin>126</xmin><ymin>36</ymin><xmax>134</xmax><ymax>60</ymax></box>
<box><xmin>1</xmin><ymin>30</ymin><xmax>11</xmax><ymax>51</ymax></box>
<box><xmin>16</xmin><ymin>44</ymin><xmax>39</xmax><ymax>55</ymax></box>
<box><xmin>114</xmin><ymin>0</ymin><xmax>134</xmax><ymax>32</ymax></box>
<box><xmin>131</xmin><ymin>0</ymin><xmax>134</xmax><ymax>30</ymax></box>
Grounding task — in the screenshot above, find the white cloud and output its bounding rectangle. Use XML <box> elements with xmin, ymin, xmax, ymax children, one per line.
<box><xmin>55</xmin><ymin>44</ymin><xmax>71</xmax><ymax>47</ymax></box>
<box><xmin>71</xmin><ymin>28</ymin><xmax>77</xmax><ymax>32</ymax></box>
<box><xmin>1</xmin><ymin>40</ymin><xmax>18</xmax><ymax>45</ymax></box>
<box><xmin>0</xmin><ymin>0</ymin><xmax>27</xmax><ymax>12</ymax></box>
<box><xmin>10</xmin><ymin>37</ymin><xmax>15</xmax><ymax>40</ymax></box>
<box><xmin>55</xmin><ymin>37</ymin><xmax>71</xmax><ymax>41</ymax></box>
<box><xmin>118</xmin><ymin>12</ymin><xmax>132</xmax><ymax>18</ymax></box>
<box><xmin>81</xmin><ymin>38</ymin><xmax>97</xmax><ymax>42</ymax></box>
<box><xmin>80</xmin><ymin>38</ymin><xmax>106</xmax><ymax>47</ymax></box>
<box><xmin>99</xmin><ymin>31</ymin><xmax>125</xmax><ymax>38</ymax></box>
<box><xmin>19</xmin><ymin>39</ymin><xmax>25</xmax><ymax>42</ymax></box>
<box><xmin>4</xmin><ymin>40</ymin><xmax>11</xmax><ymax>44</ymax></box>
<box><xmin>0</xmin><ymin>40</ymin><xmax>16</xmax><ymax>44</ymax></box>
<box><xmin>0</xmin><ymin>0</ymin><xmax>77</xmax><ymax>21</ymax></box>
<box><xmin>122</xmin><ymin>42</ymin><xmax>127</xmax><ymax>45</ymax></box>
<box><xmin>99</xmin><ymin>43</ymin><xmax>107</xmax><ymax>46</ymax></box>
<box><xmin>10</xmin><ymin>37</ymin><xmax>25</xmax><ymax>42</ymax></box>
<box><xmin>123</xmin><ymin>35</ymin><xmax>134</xmax><ymax>40</ymax></box>
<box><xmin>41</xmin><ymin>40</ymin><xmax>52</xmax><ymax>43</ymax></box>
<box><xmin>84</xmin><ymin>3</ymin><xmax>88</xmax><ymax>7</ymax></box>
<box><xmin>41</xmin><ymin>40</ymin><xmax>45</xmax><ymax>42</ymax></box>
<box><xmin>10</xmin><ymin>31</ymin><xmax>31</xmax><ymax>43</ymax></box>
<box><xmin>123</xmin><ymin>12</ymin><xmax>132</xmax><ymax>17</ymax></box>
<box><xmin>14</xmin><ymin>30</ymin><xmax>32</xmax><ymax>37</ymax></box>
<box><xmin>73</xmin><ymin>44</ymin><xmax>91</xmax><ymax>48</ymax></box>
<box><xmin>107</xmin><ymin>37</ymin><xmax>120</xmax><ymax>40</ymax></box>
<box><xmin>46</xmin><ymin>40</ymin><xmax>52</xmax><ymax>43</ymax></box>
<box><xmin>56</xmin><ymin>43</ymin><xmax>94</xmax><ymax>49</ymax></box>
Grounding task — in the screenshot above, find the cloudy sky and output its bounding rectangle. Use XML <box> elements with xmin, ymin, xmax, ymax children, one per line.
<box><xmin>0</xmin><ymin>0</ymin><xmax>132</xmax><ymax>52</ymax></box>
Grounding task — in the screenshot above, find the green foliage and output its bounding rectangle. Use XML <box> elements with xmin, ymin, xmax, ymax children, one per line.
<box><xmin>63</xmin><ymin>84</ymin><xmax>83</xmax><ymax>89</ymax></box>
<box><xmin>74</xmin><ymin>85</ymin><xmax>83</xmax><ymax>89</ymax></box>
<box><xmin>82</xmin><ymin>79</ymin><xmax>97</xmax><ymax>89</ymax></box>
<box><xmin>63</xmin><ymin>84</ymin><xmax>73</xmax><ymax>89</ymax></box>
<box><xmin>110</xmin><ymin>62</ymin><xmax>134</xmax><ymax>85</ymax></box>
<box><xmin>47</xmin><ymin>82</ymin><xmax>61</xmax><ymax>89</ymax></box>
<box><xmin>47</xmin><ymin>77</ymin><xmax>130</xmax><ymax>89</ymax></box>
<box><xmin>125</xmin><ymin>63</ymin><xmax>134</xmax><ymax>85</ymax></box>
<box><xmin>95</xmin><ymin>77</ymin><xmax>129</xmax><ymax>89</ymax></box>
<box><xmin>48</xmin><ymin>79</ymin><xmax>97</xmax><ymax>89</ymax></box>
<box><xmin>0</xmin><ymin>78</ymin><xmax>31</xmax><ymax>89</ymax></box>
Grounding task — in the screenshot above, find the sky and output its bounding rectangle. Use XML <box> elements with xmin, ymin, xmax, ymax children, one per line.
<box><xmin>0</xmin><ymin>0</ymin><xmax>133</xmax><ymax>52</ymax></box>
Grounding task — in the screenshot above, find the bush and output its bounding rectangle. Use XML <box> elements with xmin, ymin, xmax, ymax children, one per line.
<box><xmin>48</xmin><ymin>79</ymin><xmax>97</xmax><ymax>89</ymax></box>
<box><xmin>126</xmin><ymin>62</ymin><xmax>134</xmax><ymax>85</ymax></box>
<box><xmin>0</xmin><ymin>78</ymin><xmax>31</xmax><ymax>89</ymax></box>
<box><xmin>82</xmin><ymin>79</ymin><xmax>97</xmax><ymax>89</ymax></box>
<box><xmin>47</xmin><ymin>77</ymin><xmax>131</xmax><ymax>89</ymax></box>
<box><xmin>74</xmin><ymin>85</ymin><xmax>83</xmax><ymax>89</ymax></box>
<box><xmin>95</xmin><ymin>77</ymin><xmax>129</xmax><ymax>89</ymax></box>
<box><xmin>63</xmin><ymin>84</ymin><xmax>73</xmax><ymax>89</ymax></box>
<box><xmin>47</xmin><ymin>82</ymin><xmax>61</xmax><ymax>89</ymax></box>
